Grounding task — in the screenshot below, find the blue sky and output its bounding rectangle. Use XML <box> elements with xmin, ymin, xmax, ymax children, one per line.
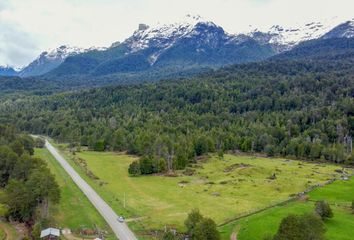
<box><xmin>0</xmin><ymin>0</ymin><xmax>353</xmax><ymax>67</ymax></box>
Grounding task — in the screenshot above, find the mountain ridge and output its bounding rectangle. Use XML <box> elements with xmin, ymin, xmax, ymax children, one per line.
<box><xmin>18</xmin><ymin>45</ymin><xmax>107</xmax><ymax>77</ymax></box>
<box><xmin>2</xmin><ymin>15</ymin><xmax>354</xmax><ymax>78</ymax></box>
<box><xmin>46</xmin><ymin>15</ymin><xmax>276</xmax><ymax>78</ymax></box>
<box><xmin>0</xmin><ymin>66</ymin><xmax>17</xmax><ymax>76</ymax></box>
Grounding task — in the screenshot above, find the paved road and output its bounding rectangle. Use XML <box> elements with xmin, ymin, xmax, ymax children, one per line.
<box><xmin>45</xmin><ymin>140</ymin><xmax>137</xmax><ymax>240</ymax></box>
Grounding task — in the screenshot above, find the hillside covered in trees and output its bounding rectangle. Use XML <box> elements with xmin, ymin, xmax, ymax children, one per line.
<box><xmin>0</xmin><ymin>59</ymin><xmax>353</xmax><ymax>174</ymax></box>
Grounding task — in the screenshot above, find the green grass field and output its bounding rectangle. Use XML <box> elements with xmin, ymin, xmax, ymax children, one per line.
<box><xmin>55</xmin><ymin>147</ymin><xmax>349</xmax><ymax>234</ymax></box>
<box><xmin>219</xmin><ymin>177</ymin><xmax>354</xmax><ymax>240</ymax></box>
<box><xmin>34</xmin><ymin>148</ymin><xmax>115</xmax><ymax>238</ymax></box>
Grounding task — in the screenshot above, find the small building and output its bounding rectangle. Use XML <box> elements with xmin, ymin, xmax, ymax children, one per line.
<box><xmin>40</xmin><ymin>228</ymin><xmax>60</xmax><ymax>240</ymax></box>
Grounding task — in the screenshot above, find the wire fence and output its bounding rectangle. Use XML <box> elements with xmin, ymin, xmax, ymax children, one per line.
<box><xmin>218</xmin><ymin>178</ymin><xmax>341</xmax><ymax>227</ymax></box>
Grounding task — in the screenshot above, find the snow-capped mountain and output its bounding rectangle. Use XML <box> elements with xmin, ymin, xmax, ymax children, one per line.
<box><xmin>122</xmin><ymin>15</ymin><xmax>242</xmax><ymax>66</ymax></box>
<box><xmin>322</xmin><ymin>19</ymin><xmax>354</xmax><ymax>39</ymax></box>
<box><xmin>49</xmin><ymin>14</ymin><xmax>275</xmax><ymax>77</ymax></box>
<box><xmin>19</xmin><ymin>45</ymin><xmax>106</xmax><ymax>77</ymax></box>
<box><xmin>45</xmin><ymin>15</ymin><xmax>354</xmax><ymax>79</ymax></box>
<box><xmin>113</xmin><ymin>15</ymin><xmax>227</xmax><ymax>66</ymax></box>
<box><xmin>0</xmin><ymin>66</ymin><xmax>17</xmax><ymax>76</ymax></box>
<box><xmin>124</xmin><ymin>15</ymin><xmax>218</xmax><ymax>53</ymax></box>
<box><xmin>8</xmin><ymin>15</ymin><xmax>354</xmax><ymax>79</ymax></box>
<box><xmin>249</xmin><ymin>17</ymin><xmax>351</xmax><ymax>52</ymax></box>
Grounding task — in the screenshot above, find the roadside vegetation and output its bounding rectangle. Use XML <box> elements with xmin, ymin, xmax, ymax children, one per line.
<box><xmin>34</xmin><ymin>148</ymin><xmax>115</xmax><ymax>239</ymax></box>
<box><xmin>0</xmin><ymin>125</ymin><xmax>60</xmax><ymax>239</ymax></box>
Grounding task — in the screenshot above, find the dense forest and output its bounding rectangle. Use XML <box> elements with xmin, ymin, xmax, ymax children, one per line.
<box><xmin>0</xmin><ymin>125</ymin><xmax>60</xmax><ymax>237</ymax></box>
<box><xmin>0</xmin><ymin>66</ymin><xmax>210</xmax><ymax>96</ymax></box>
<box><xmin>0</xmin><ymin>59</ymin><xmax>353</xmax><ymax>174</ymax></box>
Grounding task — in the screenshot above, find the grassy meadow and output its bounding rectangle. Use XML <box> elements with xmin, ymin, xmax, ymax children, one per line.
<box><xmin>219</xmin><ymin>177</ymin><xmax>354</xmax><ymax>240</ymax></box>
<box><xmin>54</xmin><ymin>145</ymin><xmax>350</xmax><ymax>233</ymax></box>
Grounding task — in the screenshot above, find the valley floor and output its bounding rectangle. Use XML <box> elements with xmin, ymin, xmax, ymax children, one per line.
<box><xmin>43</xmin><ymin>143</ymin><xmax>353</xmax><ymax>239</ymax></box>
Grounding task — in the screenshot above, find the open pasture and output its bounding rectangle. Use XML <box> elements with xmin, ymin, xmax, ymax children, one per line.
<box><xmin>219</xmin><ymin>177</ymin><xmax>354</xmax><ymax>240</ymax></box>
<box><xmin>70</xmin><ymin>151</ymin><xmax>346</xmax><ymax>231</ymax></box>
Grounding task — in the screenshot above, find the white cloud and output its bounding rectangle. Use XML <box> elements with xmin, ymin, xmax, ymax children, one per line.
<box><xmin>0</xmin><ymin>17</ymin><xmax>40</xmax><ymax>67</ymax></box>
<box><xmin>0</xmin><ymin>0</ymin><xmax>353</xmax><ymax>67</ymax></box>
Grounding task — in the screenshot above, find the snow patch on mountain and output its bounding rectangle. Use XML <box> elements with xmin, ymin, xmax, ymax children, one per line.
<box><xmin>19</xmin><ymin>45</ymin><xmax>107</xmax><ymax>77</ymax></box>
<box><xmin>322</xmin><ymin>19</ymin><xmax>354</xmax><ymax>39</ymax></box>
<box><xmin>33</xmin><ymin>45</ymin><xmax>107</xmax><ymax>63</ymax></box>
<box><xmin>37</xmin><ymin>45</ymin><xmax>86</xmax><ymax>62</ymax></box>
<box><xmin>248</xmin><ymin>17</ymin><xmax>345</xmax><ymax>50</ymax></box>
<box><xmin>124</xmin><ymin>15</ymin><xmax>219</xmax><ymax>53</ymax></box>
<box><xmin>7</xmin><ymin>15</ymin><xmax>354</xmax><ymax>76</ymax></box>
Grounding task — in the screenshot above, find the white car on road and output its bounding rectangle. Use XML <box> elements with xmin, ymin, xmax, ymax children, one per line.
<box><xmin>117</xmin><ymin>216</ymin><xmax>125</xmax><ymax>223</ymax></box>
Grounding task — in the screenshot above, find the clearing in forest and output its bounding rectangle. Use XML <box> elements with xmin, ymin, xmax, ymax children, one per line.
<box><xmin>61</xmin><ymin>149</ymin><xmax>348</xmax><ymax>231</ymax></box>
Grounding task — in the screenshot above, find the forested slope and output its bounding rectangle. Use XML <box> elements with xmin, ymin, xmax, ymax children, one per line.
<box><xmin>0</xmin><ymin>59</ymin><xmax>353</xmax><ymax>173</ymax></box>
<box><xmin>273</xmin><ymin>38</ymin><xmax>354</xmax><ymax>61</ymax></box>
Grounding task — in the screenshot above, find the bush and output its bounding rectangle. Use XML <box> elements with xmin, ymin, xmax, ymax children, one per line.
<box><xmin>128</xmin><ymin>161</ymin><xmax>141</xmax><ymax>176</ymax></box>
<box><xmin>34</xmin><ymin>138</ymin><xmax>46</xmax><ymax>148</ymax></box>
<box><xmin>185</xmin><ymin>209</ymin><xmax>203</xmax><ymax>239</ymax></box>
<box><xmin>94</xmin><ymin>140</ymin><xmax>105</xmax><ymax>151</ymax></box>
<box><xmin>274</xmin><ymin>213</ymin><xmax>325</xmax><ymax>240</ymax></box>
<box><xmin>194</xmin><ymin>218</ymin><xmax>220</xmax><ymax>240</ymax></box>
<box><xmin>315</xmin><ymin>200</ymin><xmax>333</xmax><ymax>220</ymax></box>
<box><xmin>139</xmin><ymin>156</ymin><xmax>154</xmax><ymax>174</ymax></box>
<box><xmin>184</xmin><ymin>209</ymin><xmax>219</xmax><ymax>240</ymax></box>
<box><xmin>352</xmin><ymin>200</ymin><xmax>354</xmax><ymax>214</ymax></box>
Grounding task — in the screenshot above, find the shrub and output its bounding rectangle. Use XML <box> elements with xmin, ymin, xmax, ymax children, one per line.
<box><xmin>315</xmin><ymin>200</ymin><xmax>333</xmax><ymax>220</ymax></box>
<box><xmin>184</xmin><ymin>209</ymin><xmax>219</xmax><ymax>240</ymax></box>
<box><xmin>94</xmin><ymin>140</ymin><xmax>105</xmax><ymax>151</ymax></box>
<box><xmin>274</xmin><ymin>213</ymin><xmax>325</xmax><ymax>240</ymax></box>
<box><xmin>34</xmin><ymin>138</ymin><xmax>46</xmax><ymax>148</ymax></box>
<box><xmin>185</xmin><ymin>209</ymin><xmax>203</xmax><ymax>239</ymax></box>
<box><xmin>194</xmin><ymin>218</ymin><xmax>220</xmax><ymax>240</ymax></box>
<box><xmin>128</xmin><ymin>161</ymin><xmax>140</xmax><ymax>176</ymax></box>
<box><xmin>139</xmin><ymin>156</ymin><xmax>154</xmax><ymax>174</ymax></box>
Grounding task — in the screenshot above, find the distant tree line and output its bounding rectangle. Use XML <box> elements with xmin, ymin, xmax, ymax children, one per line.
<box><xmin>0</xmin><ymin>60</ymin><xmax>353</xmax><ymax>175</ymax></box>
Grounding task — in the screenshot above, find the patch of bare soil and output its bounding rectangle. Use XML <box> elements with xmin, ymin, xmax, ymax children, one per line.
<box><xmin>231</xmin><ymin>232</ymin><xmax>237</xmax><ymax>240</ymax></box>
